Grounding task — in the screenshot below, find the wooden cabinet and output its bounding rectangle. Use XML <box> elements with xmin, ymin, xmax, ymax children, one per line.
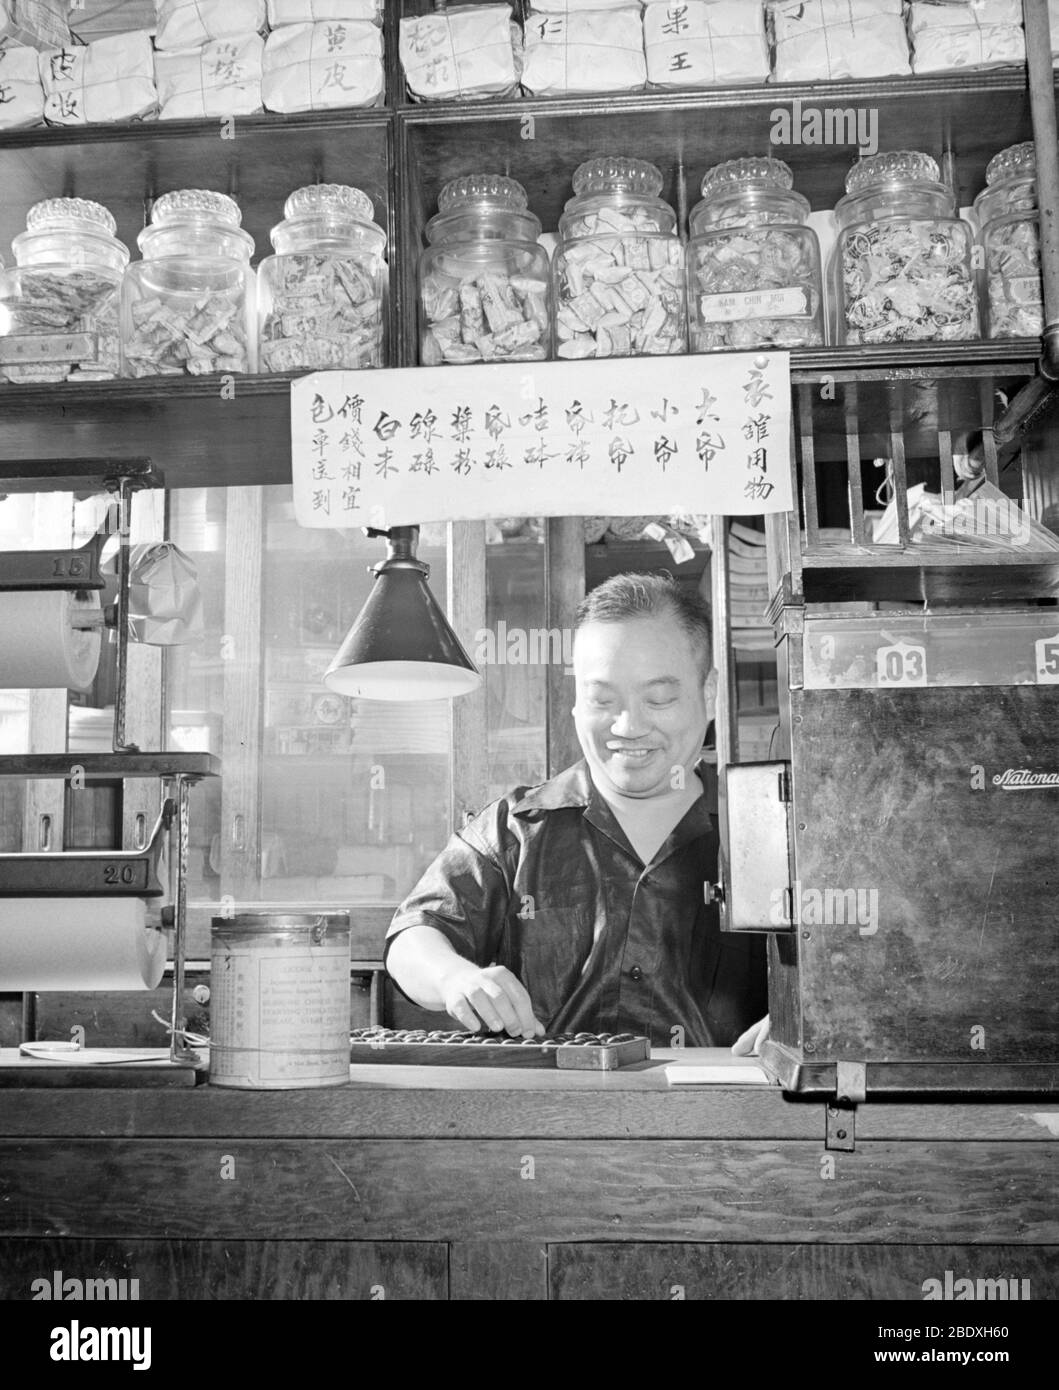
<box><xmin>0</xmin><ymin>1069</ymin><xmax>1055</xmax><ymax>1301</ymax></box>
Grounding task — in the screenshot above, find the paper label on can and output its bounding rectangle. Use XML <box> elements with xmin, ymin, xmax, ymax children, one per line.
<box><xmin>699</xmin><ymin>287</ymin><xmax>809</xmax><ymax>322</ymax></box>
<box><xmin>0</xmin><ymin>331</ymin><xmax>98</xmax><ymax>364</ymax></box>
<box><xmin>209</xmin><ymin>943</ymin><xmax>350</xmax><ymax>1085</ymax></box>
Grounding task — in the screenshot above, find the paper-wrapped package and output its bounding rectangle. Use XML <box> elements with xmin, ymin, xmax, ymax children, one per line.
<box><xmin>263</xmin><ymin>20</ymin><xmax>383</xmax><ymax>111</ymax></box>
<box><xmin>768</xmin><ymin>0</ymin><xmax>910</xmax><ymax>82</ymax></box>
<box><xmin>909</xmin><ymin>1</ymin><xmax>1025</xmax><ymax>75</ymax></box>
<box><xmin>41</xmin><ymin>31</ymin><xmax>157</xmax><ymax>125</ymax></box>
<box><xmin>522</xmin><ymin>6</ymin><xmax>646</xmax><ymax>96</ymax></box>
<box><xmin>1</xmin><ymin>0</ymin><xmax>68</xmax><ymax>50</ymax></box>
<box><xmin>155</xmin><ymin>35</ymin><xmax>263</xmax><ymax>118</ymax></box>
<box><xmin>644</xmin><ymin>1</ymin><xmax>769</xmax><ymax>88</ymax></box>
<box><xmin>0</xmin><ymin>40</ymin><xmax>44</xmax><ymax>126</ymax></box>
<box><xmin>400</xmin><ymin>5</ymin><xmax>521</xmax><ymax>102</ymax></box>
<box><xmin>128</xmin><ymin>542</ymin><xmax>204</xmax><ymax>646</ymax></box>
<box><xmin>64</xmin><ymin>1</ymin><xmax>156</xmax><ymax>43</ymax></box>
<box><xmin>531</xmin><ymin>0</ymin><xmax>643</xmax><ymax>9</ymax></box>
<box><xmin>267</xmin><ymin>0</ymin><xmax>382</xmax><ymax>23</ymax></box>
<box><xmin>155</xmin><ymin>0</ymin><xmax>266</xmax><ymax>52</ymax></box>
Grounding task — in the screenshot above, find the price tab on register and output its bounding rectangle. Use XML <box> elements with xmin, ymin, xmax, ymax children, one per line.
<box><xmin>876</xmin><ymin>639</ymin><xmax>927</xmax><ymax>687</ymax></box>
<box><xmin>1036</xmin><ymin>633</ymin><xmax>1059</xmax><ymax>683</ymax></box>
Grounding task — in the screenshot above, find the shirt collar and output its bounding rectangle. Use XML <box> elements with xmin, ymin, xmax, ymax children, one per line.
<box><xmin>510</xmin><ymin>758</ymin><xmax>717</xmax><ymax>817</ymax></box>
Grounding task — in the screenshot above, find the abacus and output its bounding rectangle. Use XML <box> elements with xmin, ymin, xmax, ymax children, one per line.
<box><xmin>350</xmin><ymin>1027</ymin><xmax>650</xmax><ymax>1070</ymax></box>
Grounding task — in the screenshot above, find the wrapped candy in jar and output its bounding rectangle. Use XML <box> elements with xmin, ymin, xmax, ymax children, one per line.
<box><xmin>973</xmin><ymin>142</ymin><xmax>1042</xmax><ymax>340</ymax></box>
<box><xmin>831</xmin><ymin>150</ymin><xmax>979</xmax><ymax>345</ymax></box>
<box><xmin>123</xmin><ymin>190</ymin><xmax>256</xmax><ymax>378</ymax></box>
<box><xmin>418</xmin><ymin>174</ymin><xmax>551</xmax><ymax>366</ymax></box>
<box><xmin>0</xmin><ymin>198</ymin><xmax>129</xmax><ymax>384</ymax></box>
<box><xmin>553</xmin><ymin>156</ymin><xmax>686</xmax><ymax>359</ymax></box>
<box><xmin>687</xmin><ymin>157</ymin><xmax>824</xmax><ymax>352</ymax></box>
<box><xmin>258</xmin><ymin>184</ymin><xmax>387</xmax><ymax>373</ymax></box>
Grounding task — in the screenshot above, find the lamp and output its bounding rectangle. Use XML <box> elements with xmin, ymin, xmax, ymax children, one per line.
<box><xmin>323</xmin><ymin>525</ymin><xmax>482</xmax><ymax>701</ymax></box>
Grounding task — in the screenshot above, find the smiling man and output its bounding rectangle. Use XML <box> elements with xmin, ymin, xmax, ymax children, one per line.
<box><xmin>385</xmin><ymin>572</ymin><xmax>768</xmax><ymax>1050</ymax></box>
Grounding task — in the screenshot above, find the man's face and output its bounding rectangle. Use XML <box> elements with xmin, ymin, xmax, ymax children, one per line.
<box><xmin>572</xmin><ymin>615</ymin><xmax>716</xmax><ymax>799</ymax></box>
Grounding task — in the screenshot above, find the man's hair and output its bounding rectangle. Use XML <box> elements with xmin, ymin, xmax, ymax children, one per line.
<box><xmin>574</xmin><ymin>572</ymin><xmax>712</xmax><ymax>675</ymax></box>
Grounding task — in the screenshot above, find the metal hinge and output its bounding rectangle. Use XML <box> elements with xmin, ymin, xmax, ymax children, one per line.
<box><xmin>778</xmin><ymin>767</ymin><xmax>791</xmax><ymax>802</ymax></box>
<box><xmin>825</xmin><ymin>1061</ymin><xmax>867</xmax><ymax>1153</ymax></box>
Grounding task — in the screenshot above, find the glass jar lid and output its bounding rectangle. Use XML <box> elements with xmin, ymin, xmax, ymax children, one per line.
<box><xmin>26</xmin><ymin>197</ymin><xmax>119</xmax><ymax>237</ymax></box>
<box><xmin>139</xmin><ymin>188</ymin><xmax>255</xmax><ymax>259</ymax></box>
<box><xmin>985</xmin><ymin>141</ymin><xmax>1036</xmax><ymax>187</ymax></box>
<box><xmin>270</xmin><ymin>183</ymin><xmax>386</xmax><ymax>256</ymax></box>
<box><xmin>691</xmin><ymin>155</ymin><xmax>811</xmax><ymax>233</ymax></box>
<box><xmin>425</xmin><ymin>172</ymin><xmax>541</xmax><ymax>245</ymax></box>
<box><xmin>13</xmin><ymin>196</ymin><xmax>130</xmax><ymax>270</ymax></box>
<box><xmin>438</xmin><ymin>174</ymin><xmax>528</xmax><ymax>213</ymax></box>
<box><xmin>560</xmin><ymin>155</ymin><xmax>676</xmax><ymax>238</ymax></box>
<box><xmin>700</xmin><ymin>156</ymin><xmax>794</xmax><ymax>198</ymax></box>
<box><xmin>284</xmin><ymin>183</ymin><xmax>377</xmax><ymax>223</ymax></box>
<box><xmin>151</xmin><ymin>189</ymin><xmax>244</xmax><ymax>227</ymax></box>
<box><xmin>845</xmin><ymin>150</ymin><xmax>942</xmax><ymax>195</ymax></box>
<box><xmin>975</xmin><ymin>141</ymin><xmax>1039</xmax><ymax>223</ymax></box>
<box><xmin>572</xmin><ymin>156</ymin><xmax>664</xmax><ymax>199</ymax></box>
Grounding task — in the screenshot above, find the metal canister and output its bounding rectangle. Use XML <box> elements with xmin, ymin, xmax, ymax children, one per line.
<box><xmin>208</xmin><ymin>912</ymin><xmax>350</xmax><ymax>1089</ymax></box>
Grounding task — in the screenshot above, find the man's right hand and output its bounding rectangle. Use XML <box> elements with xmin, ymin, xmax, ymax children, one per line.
<box><xmin>437</xmin><ymin>959</ymin><xmax>545</xmax><ymax>1038</ymax></box>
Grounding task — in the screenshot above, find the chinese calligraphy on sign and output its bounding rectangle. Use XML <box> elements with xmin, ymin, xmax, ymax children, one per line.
<box><xmin>291</xmin><ymin>354</ymin><xmax>792</xmax><ymax>529</ymax></box>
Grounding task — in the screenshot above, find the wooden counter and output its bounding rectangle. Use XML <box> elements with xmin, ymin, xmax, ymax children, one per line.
<box><xmin>0</xmin><ymin>1050</ymin><xmax>1056</xmax><ymax>1301</ymax></box>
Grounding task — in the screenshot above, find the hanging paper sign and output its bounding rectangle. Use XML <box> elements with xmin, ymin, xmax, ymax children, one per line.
<box><xmin>291</xmin><ymin>352</ymin><xmax>792</xmax><ymax>529</ymax></box>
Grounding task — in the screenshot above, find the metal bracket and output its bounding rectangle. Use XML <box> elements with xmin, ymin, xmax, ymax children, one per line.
<box><xmin>0</xmin><ymin>799</ymin><xmax>173</xmax><ymax>897</ymax></box>
<box><xmin>0</xmin><ymin>531</ymin><xmax>107</xmax><ymax>592</ymax></box>
<box><xmin>0</xmin><ymin>458</ymin><xmax>162</xmax><ymax>496</ymax></box>
<box><xmin>825</xmin><ymin>1061</ymin><xmax>867</xmax><ymax>1152</ymax></box>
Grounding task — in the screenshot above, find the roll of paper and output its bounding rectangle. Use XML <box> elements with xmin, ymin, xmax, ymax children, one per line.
<box><xmin>0</xmin><ymin>589</ymin><xmax>102</xmax><ymax>689</ymax></box>
<box><xmin>0</xmin><ymin>898</ymin><xmax>166</xmax><ymax>990</ymax></box>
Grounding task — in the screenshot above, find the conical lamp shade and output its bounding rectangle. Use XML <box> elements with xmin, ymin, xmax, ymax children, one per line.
<box><xmin>324</xmin><ymin>536</ymin><xmax>481</xmax><ymax>701</ymax></box>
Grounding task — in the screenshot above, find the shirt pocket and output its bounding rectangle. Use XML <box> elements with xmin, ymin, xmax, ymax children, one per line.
<box><xmin>504</xmin><ymin>901</ymin><xmax>597</xmax><ymax>1015</ymax></box>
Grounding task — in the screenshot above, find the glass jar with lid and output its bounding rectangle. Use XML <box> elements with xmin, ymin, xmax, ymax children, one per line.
<box><xmin>687</xmin><ymin>157</ymin><xmax>824</xmax><ymax>352</ymax></box>
<box><xmin>973</xmin><ymin>142</ymin><xmax>1041</xmax><ymax>339</ymax></box>
<box><xmin>258</xmin><ymin>184</ymin><xmax>388</xmax><ymax>373</ymax></box>
<box><xmin>122</xmin><ymin>189</ymin><xmax>256</xmax><ymax>378</ymax></box>
<box><xmin>831</xmin><ymin>150</ymin><xmax>979</xmax><ymax>345</ymax></box>
<box><xmin>418</xmin><ymin>173</ymin><xmax>551</xmax><ymax>366</ymax></box>
<box><xmin>553</xmin><ymin>155</ymin><xmax>685</xmax><ymax>359</ymax></box>
<box><xmin>0</xmin><ymin>198</ymin><xmax>129</xmax><ymax>384</ymax></box>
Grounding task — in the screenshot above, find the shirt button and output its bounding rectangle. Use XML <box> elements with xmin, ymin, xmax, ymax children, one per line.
<box><xmin>629</xmin><ymin>965</ymin><xmax>644</xmax><ymax>982</ymax></box>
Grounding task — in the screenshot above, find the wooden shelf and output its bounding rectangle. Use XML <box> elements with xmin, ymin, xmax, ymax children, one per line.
<box><xmin>802</xmin><ymin>548</ymin><xmax>1059</xmax><ymax>568</ymax></box>
<box><xmin>803</xmin><ymin>561</ymin><xmax>1059</xmax><ymax>605</ymax></box>
<box><xmin>0</xmin><ymin>753</ymin><xmax>221</xmax><ymax>781</ymax></box>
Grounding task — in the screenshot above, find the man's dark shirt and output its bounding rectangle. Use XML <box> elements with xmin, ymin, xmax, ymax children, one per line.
<box><xmin>386</xmin><ymin>759</ymin><xmax>767</xmax><ymax>1047</ymax></box>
